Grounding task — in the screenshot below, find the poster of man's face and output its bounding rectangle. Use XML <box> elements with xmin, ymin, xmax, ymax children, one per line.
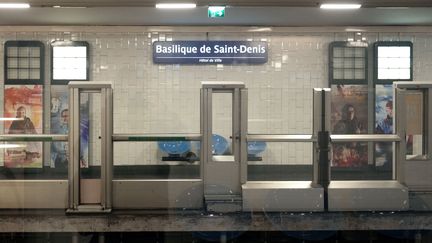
<box><xmin>3</xmin><ymin>85</ymin><xmax>43</xmax><ymax>168</ymax></box>
<box><xmin>330</xmin><ymin>85</ymin><xmax>368</xmax><ymax>167</ymax></box>
<box><xmin>375</xmin><ymin>84</ymin><xmax>393</xmax><ymax>169</ymax></box>
<box><xmin>51</xmin><ymin>85</ymin><xmax>89</xmax><ymax>169</ymax></box>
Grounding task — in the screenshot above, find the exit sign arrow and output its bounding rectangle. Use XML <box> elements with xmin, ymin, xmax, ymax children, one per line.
<box><xmin>208</xmin><ymin>6</ymin><xmax>225</xmax><ymax>18</ymax></box>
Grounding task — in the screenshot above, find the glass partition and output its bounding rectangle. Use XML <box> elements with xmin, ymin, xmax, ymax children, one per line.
<box><xmin>113</xmin><ymin>142</ymin><xmax>200</xmax><ymax>179</ymax></box>
<box><xmin>405</xmin><ymin>91</ymin><xmax>427</xmax><ymax>160</ymax></box>
<box><xmin>79</xmin><ymin>92</ymin><xmax>101</xmax><ymax>204</ymax></box>
<box><xmin>112</xmin><ymin>87</ymin><xmax>200</xmax><ymax>180</ymax></box>
<box><xmin>248</xmin><ymin>143</ymin><xmax>313</xmax><ymax>181</ymax></box>
<box><xmin>330</xmin><ymin>85</ymin><xmax>395</xmax><ymax>180</ymax></box>
<box><xmin>0</xmin><ymin>141</ymin><xmax>47</xmax><ymax>179</ymax></box>
<box><xmin>247</xmin><ymin>87</ymin><xmax>314</xmax><ymax>181</ymax></box>
<box><xmin>0</xmin><ymin>84</ymin><xmax>56</xmax><ymax>179</ymax></box>
<box><xmin>212</xmin><ymin>92</ymin><xmax>233</xmax><ymax>156</ymax></box>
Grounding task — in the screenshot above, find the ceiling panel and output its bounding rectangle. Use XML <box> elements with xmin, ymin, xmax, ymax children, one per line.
<box><xmin>0</xmin><ymin>7</ymin><xmax>431</xmax><ymax>26</ymax></box>
<box><xmin>0</xmin><ymin>0</ymin><xmax>431</xmax><ymax>26</ymax></box>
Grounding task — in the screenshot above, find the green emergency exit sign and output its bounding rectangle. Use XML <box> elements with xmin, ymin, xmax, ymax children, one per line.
<box><xmin>208</xmin><ymin>6</ymin><xmax>225</xmax><ymax>18</ymax></box>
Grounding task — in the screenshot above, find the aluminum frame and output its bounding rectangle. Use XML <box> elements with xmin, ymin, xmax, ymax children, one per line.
<box><xmin>395</xmin><ymin>82</ymin><xmax>432</xmax><ymax>191</ymax></box>
<box><xmin>67</xmin><ymin>81</ymin><xmax>113</xmax><ymax>213</ymax></box>
<box><xmin>201</xmin><ymin>81</ymin><xmax>246</xmax><ymax>209</ymax></box>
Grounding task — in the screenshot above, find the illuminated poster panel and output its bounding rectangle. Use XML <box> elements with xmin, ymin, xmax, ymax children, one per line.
<box><xmin>331</xmin><ymin>84</ymin><xmax>368</xmax><ymax>167</ymax></box>
<box><xmin>4</xmin><ymin>85</ymin><xmax>43</xmax><ymax>168</ymax></box>
<box><xmin>375</xmin><ymin>84</ymin><xmax>393</xmax><ymax>169</ymax></box>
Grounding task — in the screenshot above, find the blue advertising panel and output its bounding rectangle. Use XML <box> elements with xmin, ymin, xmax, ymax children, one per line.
<box><xmin>153</xmin><ymin>41</ymin><xmax>268</xmax><ymax>64</ymax></box>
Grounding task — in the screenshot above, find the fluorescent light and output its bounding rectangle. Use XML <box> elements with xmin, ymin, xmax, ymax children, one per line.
<box><xmin>320</xmin><ymin>4</ymin><xmax>361</xmax><ymax>9</ymax></box>
<box><xmin>156</xmin><ymin>3</ymin><xmax>196</xmax><ymax>9</ymax></box>
<box><xmin>0</xmin><ymin>144</ymin><xmax>26</xmax><ymax>149</ymax></box>
<box><xmin>248</xmin><ymin>27</ymin><xmax>273</xmax><ymax>32</ymax></box>
<box><xmin>0</xmin><ymin>3</ymin><xmax>30</xmax><ymax>8</ymax></box>
<box><xmin>0</xmin><ymin>118</ymin><xmax>24</xmax><ymax>121</ymax></box>
<box><xmin>52</xmin><ymin>5</ymin><xmax>87</xmax><ymax>8</ymax></box>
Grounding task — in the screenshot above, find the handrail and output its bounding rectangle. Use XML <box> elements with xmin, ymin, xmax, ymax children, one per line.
<box><xmin>0</xmin><ymin>134</ymin><xmax>400</xmax><ymax>143</ymax></box>
<box><xmin>247</xmin><ymin>134</ymin><xmax>316</xmax><ymax>142</ymax></box>
<box><xmin>247</xmin><ymin>134</ymin><xmax>401</xmax><ymax>143</ymax></box>
<box><xmin>0</xmin><ymin>134</ymin><xmax>68</xmax><ymax>142</ymax></box>
<box><xmin>330</xmin><ymin>134</ymin><xmax>401</xmax><ymax>142</ymax></box>
<box><xmin>113</xmin><ymin>133</ymin><xmax>202</xmax><ymax>142</ymax></box>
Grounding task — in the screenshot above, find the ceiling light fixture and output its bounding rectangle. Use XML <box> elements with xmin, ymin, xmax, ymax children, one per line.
<box><xmin>248</xmin><ymin>27</ymin><xmax>273</xmax><ymax>32</ymax></box>
<box><xmin>0</xmin><ymin>117</ymin><xmax>23</xmax><ymax>121</ymax></box>
<box><xmin>0</xmin><ymin>3</ymin><xmax>30</xmax><ymax>8</ymax></box>
<box><xmin>0</xmin><ymin>144</ymin><xmax>26</xmax><ymax>149</ymax></box>
<box><xmin>156</xmin><ymin>3</ymin><xmax>196</xmax><ymax>9</ymax></box>
<box><xmin>320</xmin><ymin>3</ymin><xmax>361</xmax><ymax>9</ymax></box>
<box><xmin>52</xmin><ymin>5</ymin><xmax>87</xmax><ymax>8</ymax></box>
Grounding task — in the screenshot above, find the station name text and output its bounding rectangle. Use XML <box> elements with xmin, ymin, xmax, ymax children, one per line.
<box><xmin>155</xmin><ymin>44</ymin><xmax>266</xmax><ymax>55</ymax></box>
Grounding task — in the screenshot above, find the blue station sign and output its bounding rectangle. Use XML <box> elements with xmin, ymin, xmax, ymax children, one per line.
<box><xmin>153</xmin><ymin>41</ymin><xmax>268</xmax><ymax>64</ymax></box>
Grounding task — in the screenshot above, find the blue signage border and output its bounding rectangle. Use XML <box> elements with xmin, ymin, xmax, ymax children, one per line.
<box><xmin>153</xmin><ymin>41</ymin><xmax>268</xmax><ymax>64</ymax></box>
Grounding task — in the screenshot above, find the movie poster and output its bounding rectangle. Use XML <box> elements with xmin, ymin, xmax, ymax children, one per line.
<box><xmin>4</xmin><ymin>85</ymin><xmax>43</xmax><ymax>168</ymax></box>
<box><xmin>51</xmin><ymin>85</ymin><xmax>89</xmax><ymax>169</ymax></box>
<box><xmin>331</xmin><ymin>84</ymin><xmax>368</xmax><ymax>167</ymax></box>
<box><xmin>375</xmin><ymin>84</ymin><xmax>393</xmax><ymax>168</ymax></box>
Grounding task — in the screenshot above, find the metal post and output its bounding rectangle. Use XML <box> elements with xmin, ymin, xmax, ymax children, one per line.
<box><xmin>232</xmin><ymin>88</ymin><xmax>240</xmax><ymax>162</ymax></box>
<box><xmin>312</xmin><ymin>88</ymin><xmax>331</xmax><ymax>211</ymax></box>
<box><xmin>394</xmin><ymin>87</ymin><xmax>407</xmax><ymax>183</ymax></box>
<box><xmin>68</xmin><ymin>86</ymin><xmax>81</xmax><ymax>210</ymax></box>
<box><xmin>100</xmin><ymin>87</ymin><xmax>113</xmax><ymax>210</ymax></box>
<box><xmin>240</xmin><ymin>88</ymin><xmax>248</xmax><ymax>184</ymax></box>
<box><xmin>68</xmin><ymin>86</ymin><xmax>75</xmax><ymax>210</ymax></box>
<box><xmin>105</xmin><ymin>87</ymin><xmax>113</xmax><ymax>210</ymax></box>
<box><xmin>428</xmin><ymin>88</ymin><xmax>432</xmax><ymax>163</ymax></box>
<box><xmin>313</xmin><ymin>88</ymin><xmax>331</xmax><ymax>186</ymax></box>
<box><xmin>101</xmin><ymin>88</ymin><xmax>107</xmax><ymax>209</ymax></box>
<box><xmin>312</xmin><ymin>88</ymin><xmax>321</xmax><ymax>185</ymax></box>
<box><xmin>318</xmin><ymin>89</ymin><xmax>331</xmax><ymax>188</ymax></box>
<box><xmin>200</xmin><ymin>88</ymin><xmax>206</xmax><ymax>181</ymax></box>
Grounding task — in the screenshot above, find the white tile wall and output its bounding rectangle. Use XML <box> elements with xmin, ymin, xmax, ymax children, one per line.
<box><xmin>0</xmin><ymin>29</ymin><xmax>432</xmax><ymax>166</ymax></box>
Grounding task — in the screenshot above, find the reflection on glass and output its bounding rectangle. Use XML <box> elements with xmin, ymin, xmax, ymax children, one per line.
<box><xmin>80</xmin><ymin>92</ymin><xmax>100</xmax><ymax>204</ymax></box>
<box><xmin>3</xmin><ymin>85</ymin><xmax>43</xmax><ymax>169</ymax></box>
<box><xmin>375</xmin><ymin>84</ymin><xmax>393</xmax><ymax>170</ymax></box>
<box><xmin>248</xmin><ymin>142</ymin><xmax>313</xmax><ymax>181</ymax></box>
<box><xmin>247</xmin><ymin>141</ymin><xmax>267</xmax><ymax>161</ymax></box>
<box><xmin>212</xmin><ymin>93</ymin><xmax>232</xmax><ymax>156</ymax></box>
<box><xmin>113</xmin><ymin>142</ymin><xmax>200</xmax><ymax>179</ymax></box>
<box><xmin>158</xmin><ymin>141</ymin><xmax>198</xmax><ymax>163</ymax></box>
<box><xmin>50</xmin><ymin>86</ymin><xmax>89</xmax><ymax>170</ymax></box>
<box><xmin>331</xmin><ymin>85</ymin><xmax>368</xmax><ymax>168</ymax></box>
<box><xmin>405</xmin><ymin>92</ymin><xmax>427</xmax><ymax>160</ymax></box>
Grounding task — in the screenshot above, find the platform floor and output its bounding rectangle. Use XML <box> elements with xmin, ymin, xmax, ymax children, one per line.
<box><xmin>1</xmin><ymin>210</ymin><xmax>432</xmax><ymax>233</ymax></box>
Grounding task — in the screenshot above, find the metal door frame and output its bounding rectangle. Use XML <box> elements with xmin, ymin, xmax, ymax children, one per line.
<box><xmin>67</xmin><ymin>81</ymin><xmax>113</xmax><ymax>213</ymax></box>
<box><xmin>201</xmin><ymin>81</ymin><xmax>247</xmax><ymax>205</ymax></box>
<box><xmin>395</xmin><ymin>81</ymin><xmax>432</xmax><ymax>191</ymax></box>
